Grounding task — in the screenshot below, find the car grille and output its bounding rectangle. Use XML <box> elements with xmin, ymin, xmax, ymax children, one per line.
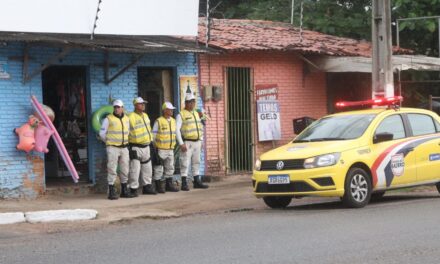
<box><xmin>260</xmin><ymin>159</ymin><xmax>305</xmax><ymax>171</ymax></box>
<box><xmin>256</xmin><ymin>181</ymin><xmax>315</xmax><ymax>193</ymax></box>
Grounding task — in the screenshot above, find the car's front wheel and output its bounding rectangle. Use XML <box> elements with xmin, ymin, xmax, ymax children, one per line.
<box><xmin>263</xmin><ymin>196</ymin><xmax>292</xmax><ymax>209</ymax></box>
<box><xmin>342</xmin><ymin>167</ymin><xmax>371</xmax><ymax>208</ymax></box>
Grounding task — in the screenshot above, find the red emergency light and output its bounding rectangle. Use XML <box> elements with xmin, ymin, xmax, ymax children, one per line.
<box><xmin>335</xmin><ymin>96</ymin><xmax>403</xmax><ymax>108</ymax></box>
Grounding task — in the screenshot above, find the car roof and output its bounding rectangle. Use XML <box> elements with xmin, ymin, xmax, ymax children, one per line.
<box><xmin>329</xmin><ymin>107</ymin><xmax>438</xmax><ymax>117</ymax></box>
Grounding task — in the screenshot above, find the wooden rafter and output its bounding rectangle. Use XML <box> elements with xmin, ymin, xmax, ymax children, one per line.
<box><xmin>104</xmin><ymin>53</ymin><xmax>143</xmax><ymax>85</ymax></box>
<box><xmin>23</xmin><ymin>46</ymin><xmax>71</xmax><ymax>84</ymax></box>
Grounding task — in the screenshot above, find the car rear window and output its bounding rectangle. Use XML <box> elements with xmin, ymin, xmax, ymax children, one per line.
<box><xmin>407</xmin><ymin>114</ymin><xmax>436</xmax><ymax>136</ymax></box>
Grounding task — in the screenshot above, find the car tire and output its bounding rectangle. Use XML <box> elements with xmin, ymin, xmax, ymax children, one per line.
<box><xmin>263</xmin><ymin>196</ymin><xmax>292</xmax><ymax>209</ymax></box>
<box><xmin>342</xmin><ymin>167</ymin><xmax>372</xmax><ymax>208</ymax></box>
<box><xmin>371</xmin><ymin>191</ymin><xmax>385</xmax><ymax>201</ymax></box>
<box><xmin>436</xmin><ymin>182</ymin><xmax>440</xmax><ymax>193</ymax></box>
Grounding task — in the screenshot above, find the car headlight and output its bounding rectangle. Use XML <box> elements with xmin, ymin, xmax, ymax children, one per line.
<box><xmin>255</xmin><ymin>159</ymin><xmax>262</xmax><ymax>171</ymax></box>
<box><xmin>304</xmin><ymin>153</ymin><xmax>341</xmax><ymax>169</ymax></box>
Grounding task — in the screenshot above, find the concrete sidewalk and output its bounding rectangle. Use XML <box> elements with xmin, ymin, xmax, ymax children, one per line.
<box><xmin>0</xmin><ymin>175</ymin><xmax>262</xmax><ymax>225</ymax></box>
<box><xmin>1</xmin><ymin>174</ymin><xmax>438</xmax><ymax>227</ymax></box>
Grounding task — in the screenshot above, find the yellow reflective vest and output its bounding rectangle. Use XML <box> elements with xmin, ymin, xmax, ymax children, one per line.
<box><xmin>155</xmin><ymin>116</ymin><xmax>176</xmax><ymax>150</ymax></box>
<box><xmin>180</xmin><ymin>109</ymin><xmax>203</xmax><ymax>141</ymax></box>
<box><xmin>128</xmin><ymin>112</ymin><xmax>152</xmax><ymax>145</ymax></box>
<box><xmin>106</xmin><ymin>114</ymin><xmax>129</xmax><ymax>146</ymax></box>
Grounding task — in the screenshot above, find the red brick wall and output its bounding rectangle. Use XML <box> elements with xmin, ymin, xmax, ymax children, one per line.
<box><xmin>199</xmin><ymin>51</ymin><xmax>327</xmax><ymax>175</ymax></box>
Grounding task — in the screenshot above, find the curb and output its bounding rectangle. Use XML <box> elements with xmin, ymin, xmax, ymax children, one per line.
<box><xmin>0</xmin><ymin>212</ymin><xmax>26</xmax><ymax>225</ymax></box>
<box><xmin>0</xmin><ymin>209</ymin><xmax>98</xmax><ymax>225</ymax></box>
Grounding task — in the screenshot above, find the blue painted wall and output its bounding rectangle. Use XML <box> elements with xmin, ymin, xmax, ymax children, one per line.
<box><xmin>0</xmin><ymin>42</ymin><xmax>203</xmax><ymax>199</ymax></box>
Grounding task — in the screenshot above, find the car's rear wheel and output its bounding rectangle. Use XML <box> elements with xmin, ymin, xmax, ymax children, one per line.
<box><xmin>342</xmin><ymin>167</ymin><xmax>371</xmax><ymax>208</ymax></box>
<box><xmin>263</xmin><ymin>196</ymin><xmax>292</xmax><ymax>209</ymax></box>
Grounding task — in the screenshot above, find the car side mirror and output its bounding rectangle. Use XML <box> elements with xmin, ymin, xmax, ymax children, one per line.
<box><xmin>373</xmin><ymin>132</ymin><xmax>393</xmax><ymax>144</ymax></box>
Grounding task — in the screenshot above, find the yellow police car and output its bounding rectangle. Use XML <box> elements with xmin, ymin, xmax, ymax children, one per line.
<box><xmin>253</xmin><ymin>97</ymin><xmax>440</xmax><ymax>208</ymax></box>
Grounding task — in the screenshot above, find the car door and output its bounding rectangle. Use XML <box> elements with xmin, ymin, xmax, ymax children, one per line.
<box><xmin>406</xmin><ymin>113</ymin><xmax>440</xmax><ymax>183</ymax></box>
<box><xmin>370</xmin><ymin>114</ymin><xmax>416</xmax><ymax>188</ymax></box>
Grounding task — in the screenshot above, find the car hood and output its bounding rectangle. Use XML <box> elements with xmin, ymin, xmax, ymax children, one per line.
<box><xmin>259</xmin><ymin>140</ymin><xmax>360</xmax><ymax>160</ymax></box>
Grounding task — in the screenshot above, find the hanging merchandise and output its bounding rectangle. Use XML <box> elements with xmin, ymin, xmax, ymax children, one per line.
<box><xmin>79</xmin><ymin>85</ymin><xmax>86</xmax><ymax>118</ymax></box>
<box><xmin>69</xmin><ymin>82</ymin><xmax>80</xmax><ymax>118</ymax></box>
<box><xmin>34</xmin><ymin>124</ymin><xmax>54</xmax><ymax>153</ymax></box>
<box><xmin>14</xmin><ymin>115</ymin><xmax>39</xmax><ymax>153</ymax></box>
<box><xmin>57</xmin><ymin>80</ymin><xmax>66</xmax><ymax>112</ymax></box>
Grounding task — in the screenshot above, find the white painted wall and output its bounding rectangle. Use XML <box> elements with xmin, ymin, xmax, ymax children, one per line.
<box><xmin>0</xmin><ymin>0</ymin><xmax>199</xmax><ymax>36</ymax></box>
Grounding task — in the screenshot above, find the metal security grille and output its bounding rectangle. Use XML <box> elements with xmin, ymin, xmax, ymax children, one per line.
<box><xmin>226</xmin><ymin>67</ymin><xmax>254</xmax><ymax>173</ymax></box>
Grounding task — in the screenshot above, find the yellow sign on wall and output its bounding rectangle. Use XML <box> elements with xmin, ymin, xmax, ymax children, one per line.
<box><xmin>179</xmin><ymin>75</ymin><xmax>198</xmax><ymax>110</ymax></box>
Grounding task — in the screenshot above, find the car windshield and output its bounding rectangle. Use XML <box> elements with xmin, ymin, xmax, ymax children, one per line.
<box><xmin>294</xmin><ymin>114</ymin><xmax>376</xmax><ymax>142</ymax></box>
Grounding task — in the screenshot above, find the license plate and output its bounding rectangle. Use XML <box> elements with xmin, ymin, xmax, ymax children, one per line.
<box><xmin>268</xmin><ymin>174</ymin><xmax>290</xmax><ymax>184</ymax></box>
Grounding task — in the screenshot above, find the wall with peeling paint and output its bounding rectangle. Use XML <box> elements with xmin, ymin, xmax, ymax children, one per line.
<box><xmin>0</xmin><ymin>42</ymin><xmax>201</xmax><ymax>199</ymax></box>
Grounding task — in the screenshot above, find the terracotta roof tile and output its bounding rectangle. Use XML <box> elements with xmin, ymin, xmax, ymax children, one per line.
<box><xmin>198</xmin><ymin>18</ymin><xmax>411</xmax><ymax>57</ymax></box>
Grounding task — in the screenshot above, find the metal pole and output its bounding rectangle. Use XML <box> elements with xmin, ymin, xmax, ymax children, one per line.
<box><xmin>372</xmin><ymin>0</ymin><xmax>394</xmax><ymax>99</ymax></box>
<box><xmin>438</xmin><ymin>18</ymin><xmax>440</xmax><ymax>57</ymax></box>
<box><xmin>206</xmin><ymin>0</ymin><xmax>210</xmax><ymax>48</ymax></box>
<box><xmin>291</xmin><ymin>0</ymin><xmax>295</xmax><ymax>24</ymax></box>
<box><xmin>396</xmin><ymin>20</ymin><xmax>400</xmax><ymax>47</ymax></box>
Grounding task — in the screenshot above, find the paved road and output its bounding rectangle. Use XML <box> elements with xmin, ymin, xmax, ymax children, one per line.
<box><xmin>1</xmin><ymin>194</ymin><xmax>440</xmax><ymax>264</ymax></box>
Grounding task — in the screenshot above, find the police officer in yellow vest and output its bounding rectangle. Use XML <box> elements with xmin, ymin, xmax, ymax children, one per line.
<box><xmin>152</xmin><ymin>102</ymin><xmax>179</xmax><ymax>193</ymax></box>
<box><xmin>99</xmin><ymin>99</ymin><xmax>134</xmax><ymax>200</ymax></box>
<box><xmin>176</xmin><ymin>94</ymin><xmax>209</xmax><ymax>191</ymax></box>
<box><xmin>128</xmin><ymin>97</ymin><xmax>156</xmax><ymax>196</ymax></box>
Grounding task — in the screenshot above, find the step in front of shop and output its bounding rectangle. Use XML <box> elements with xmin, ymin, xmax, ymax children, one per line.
<box><xmin>45</xmin><ymin>183</ymin><xmax>95</xmax><ymax>196</ymax></box>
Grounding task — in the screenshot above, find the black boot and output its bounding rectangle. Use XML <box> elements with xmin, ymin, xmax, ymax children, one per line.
<box><xmin>193</xmin><ymin>176</ymin><xmax>209</xmax><ymax>189</ymax></box>
<box><xmin>181</xmin><ymin>177</ymin><xmax>190</xmax><ymax>191</ymax></box>
<box><xmin>156</xmin><ymin>180</ymin><xmax>166</xmax><ymax>194</ymax></box>
<box><xmin>165</xmin><ymin>177</ymin><xmax>179</xmax><ymax>192</ymax></box>
<box><xmin>120</xmin><ymin>183</ymin><xmax>135</xmax><ymax>198</ymax></box>
<box><xmin>142</xmin><ymin>184</ymin><xmax>157</xmax><ymax>195</ymax></box>
<box><xmin>130</xmin><ymin>188</ymin><xmax>139</xmax><ymax>197</ymax></box>
<box><xmin>108</xmin><ymin>185</ymin><xmax>119</xmax><ymax>200</ymax></box>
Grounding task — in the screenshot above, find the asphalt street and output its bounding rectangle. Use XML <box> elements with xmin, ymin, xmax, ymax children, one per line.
<box><xmin>1</xmin><ymin>194</ymin><xmax>440</xmax><ymax>264</ymax></box>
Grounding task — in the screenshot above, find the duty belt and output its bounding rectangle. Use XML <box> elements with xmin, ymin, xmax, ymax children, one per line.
<box><xmin>129</xmin><ymin>143</ymin><xmax>150</xmax><ymax>148</ymax></box>
<box><xmin>183</xmin><ymin>138</ymin><xmax>201</xmax><ymax>142</ymax></box>
<box><xmin>111</xmin><ymin>144</ymin><xmax>128</xmax><ymax>148</ymax></box>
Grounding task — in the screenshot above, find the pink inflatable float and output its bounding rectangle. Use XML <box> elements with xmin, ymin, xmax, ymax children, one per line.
<box><xmin>14</xmin><ymin>115</ymin><xmax>39</xmax><ymax>153</ymax></box>
<box><xmin>31</xmin><ymin>96</ymin><xmax>79</xmax><ymax>183</ymax></box>
<box><xmin>34</xmin><ymin>124</ymin><xmax>53</xmax><ymax>153</ymax></box>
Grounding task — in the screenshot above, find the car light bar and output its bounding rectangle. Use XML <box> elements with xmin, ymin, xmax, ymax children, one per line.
<box><xmin>335</xmin><ymin>96</ymin><xmax>403</xmax><ymax>108</ymax></box>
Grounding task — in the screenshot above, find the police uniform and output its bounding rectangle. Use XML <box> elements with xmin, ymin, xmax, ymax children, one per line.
<box><xmin>99</xmin><ymin>99</ymin><xmax>133</xmax><ymax>199</ymax></box>
<box><xmin>152</xmin><ymin>102</ymin><xmax>179</xmax><ymax>193</ymax></box>
<box><xmin>128</xmin><ymin>104</ymin><xmax>155</xmax><ymax>195</ymax></box>
<box><xmin>176</xmin><ymin>94</ymin><xmax>209</xmax><ymax>190</ymax></box>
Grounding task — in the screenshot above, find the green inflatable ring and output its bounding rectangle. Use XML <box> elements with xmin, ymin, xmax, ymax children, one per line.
<box><xmin>91</xmin><ymin>105</ymin><xmax>113</xmax><ymax>133</ymax></box>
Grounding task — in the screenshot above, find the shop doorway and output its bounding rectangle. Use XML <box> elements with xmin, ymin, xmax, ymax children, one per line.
<box><xmin>42</xmin><ymin>66</ymin><xmax>89</xmax><ymax>184</ymax></box>
<box><xmin>137</xmin><ymin>67</ymin><xmax>175</xmax><ymax>124</ymax></box>
<box><xmin>226</xmin><ymin>67</ymin><xmax>254</xmax><ymax>173</ymax></box>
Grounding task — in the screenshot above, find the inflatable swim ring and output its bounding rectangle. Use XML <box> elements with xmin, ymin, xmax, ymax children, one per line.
<box><xmin>91</xmin><ymin>105</ymin><xmax>113</xmax><ymax>133</ymax></box>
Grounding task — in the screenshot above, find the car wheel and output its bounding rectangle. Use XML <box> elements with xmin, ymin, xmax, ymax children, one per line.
<box><xmin>436</xmin><ymin>182</ymin><xmax>440</xmax><ymax>193</ymax></box>
<box><xmin>342</xmin><ymin>167</ymin><xmax>371</xmax><ymax>208</ymax></box>
<box><xmin>263</xmin><ymin>196</ymin><xmax>292</xmax><ymax>209</ymax></box>
<box><xmin>371</xmin><ymin>191</ymin><xmax>385</xmax><ymax>201</ymax></box>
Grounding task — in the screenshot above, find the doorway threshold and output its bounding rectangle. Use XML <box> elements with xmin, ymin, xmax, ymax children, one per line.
<box><xmin>45</xmin><ymin>180</ymin><xmax>95</xmax><ymax>196</ymax></box>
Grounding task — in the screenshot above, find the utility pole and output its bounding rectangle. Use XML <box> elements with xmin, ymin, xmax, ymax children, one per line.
<box><xmin>372</xmin><ymin>0</ymin><xmax>394</xmax><ymax>98</ymax></box>
<box><xmin>291</xmin><ymin>0</ymin><xmax>295</xmax><ymax>24</ymax></box>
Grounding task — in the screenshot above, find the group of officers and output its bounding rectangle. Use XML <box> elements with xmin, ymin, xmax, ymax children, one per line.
<box><xmin>99</xmin><ymin>93</ymin><xmax>208</xmax><ymax>200</ymax></box>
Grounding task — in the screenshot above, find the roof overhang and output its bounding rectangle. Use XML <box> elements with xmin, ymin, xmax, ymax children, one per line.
<box><xmin>307</xmin><ymin>55</ymin><xmax>440</xmax><ymax>73</ymax></box>
<box><xmin>0</xmin><ymin>32</ymin><xmax>212</xmax><ymax>54</ymax></box>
